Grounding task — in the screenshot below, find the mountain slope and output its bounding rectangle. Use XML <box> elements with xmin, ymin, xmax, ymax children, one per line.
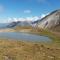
<box><xmin>7</xmin><ymin>21</ymin><xmax>21</xmax><ymax>28</ymax></box>
<box><xmin>37</xmin><ymin>9</ymin><xmax>60</xmax><ymax>31</ymax></box>
<box><xmin>7</xmin><ymin>21</ymin><xmax>32</xmax><ymax>28</ymax></box>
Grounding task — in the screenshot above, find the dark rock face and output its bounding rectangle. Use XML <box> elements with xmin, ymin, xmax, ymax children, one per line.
<box><xmin>7</xmin><ymin>21</ymin><xmax>32</xmax><ymax>28</ymax></box>
<box><xmin>37</xmin><ymin>9</ymin><xmax>60</xmax><ymax>31</ymax></box>
<box><xmin>7</xmin><ymin>21</ymin><xmax>20</xmax><ymax>28</ymax></box>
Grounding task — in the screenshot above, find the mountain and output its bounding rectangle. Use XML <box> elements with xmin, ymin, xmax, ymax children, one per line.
<box><xmin>7</xmin><ymin>9</ymin><xmax>60</xmax><ymax>32</ymax></box>
<box><xmin>37</xmin><ymin>9</ymin><xmax>60</xmax><ymax>31</ymax></box>
<box><xmin>7</xmin><ymin>21</ymin><xmax>32</xmax><ymax>28</ymax></box>
<box><xmin>7</xmin><ymin>21</ymin><xmax>20</xmax><ymax>28</ymax></box>
<box><xmin>7</xmin><ymin>16</ymin><xmax>41</xmax><ymax>28</ymax></box>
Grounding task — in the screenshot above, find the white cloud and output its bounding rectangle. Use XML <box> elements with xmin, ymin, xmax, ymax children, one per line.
<box><xmin>24</xmin><ymin>10</ymin><xmax>31</xmax><ymax>14</ymax></box>
<box><xmin>40</xmin><ymin>13</ymin><xmax>49</xmax><ymax>18</ymax></box>
<box><xmin>6</xmin><ymin>16</ymin><xmax>40</xmax><ymax>23</ymax></box>
<box><xmin>41</xmin><ymin>14</ymin><xmax>46</xmax><ymax>18</ymax></box>
<box><xmin>3</xmin><ymin>14</ymin><xmax>47</xmax><ymax>23</ymax></box>
<box><xmin>2</xmin><ymin>13</ymin><xmax>49</xmax><ymax>23</ymax></box>
<box><xmin>13</xmin><ymin>18</ymin><xmax>18</xmax><ymax>22</ymax></box>
<box><xmin>18</xmin><ymin>18</ymin><xmax>26</xmax><ymax>21</ymax></box>
<box><xmin>7</xmin><ymin>18</ymin><xmax>18</xmax><ymax>23</ymax></box>
<box><xmin>0</xmin><ymin>5</ymin><xmax>4</xmax><ymax>13</ymax></box>
<box><xmin>26</xmin><ymin>16</ymin><xmax>40</xmax><ymax>21</ymax></box>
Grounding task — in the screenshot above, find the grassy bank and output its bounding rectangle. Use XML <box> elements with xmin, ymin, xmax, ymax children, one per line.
<box><xmin>0</xmin><ymin>39</ymin><xmax>60</xmax><ymax>60</ymax></box>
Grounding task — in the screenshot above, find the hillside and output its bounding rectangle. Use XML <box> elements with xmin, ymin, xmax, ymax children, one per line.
<box><xmin>37</xmin><ymin>9</ymin><xmax>60</xmax><ymax>31</ymax></box>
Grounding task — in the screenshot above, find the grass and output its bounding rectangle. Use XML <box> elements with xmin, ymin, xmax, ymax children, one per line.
<box><xmin>14</xmin><ymin>26</ymin><xmax>33</xmax><ymax>31</ymax></box>
<box><xmin>0</xmin><ymin>39</ymin><xmax>60</xmax><ymax>60</ymax></box>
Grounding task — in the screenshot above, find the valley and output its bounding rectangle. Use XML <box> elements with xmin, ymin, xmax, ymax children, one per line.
<box><xmin>0</xmin><ymin>0</ymin><xmax>60</xmax><ymax>60</ymax></box>
<box><xmin>0</xmin><ymin>9</ymin><xmax>60</xmax><ymax>60</ymax></box>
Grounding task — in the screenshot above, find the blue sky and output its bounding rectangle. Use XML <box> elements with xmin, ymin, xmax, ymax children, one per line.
<box><xmin>0</xmin><ymin>0</ymin><xmax>60</xmax><ymax>23</ymax></box>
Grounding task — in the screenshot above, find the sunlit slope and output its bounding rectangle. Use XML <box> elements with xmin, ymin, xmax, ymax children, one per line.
<box><xmin>37</xmin><ymin>9</ymin><xmax>60</xmax><ymax>31</ymax></box>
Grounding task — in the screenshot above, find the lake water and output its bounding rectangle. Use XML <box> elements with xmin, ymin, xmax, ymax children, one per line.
<box><xmin>0</xmin><ymin>32</ymin><xmax>52</xmax><ymax>42</ymax></box>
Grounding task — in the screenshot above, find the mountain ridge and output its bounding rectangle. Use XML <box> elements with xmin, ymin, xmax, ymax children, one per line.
<box><xmin>37</xmin><ymin>9</ymin><xmax>60</xmax><ymax>31</ymax></box>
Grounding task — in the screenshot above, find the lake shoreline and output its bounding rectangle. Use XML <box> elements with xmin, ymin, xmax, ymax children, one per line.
<box><xmin>0</xmin><ymin>28</ymin><xmax>15</xmax><ymax>32</ymax></box>
<box><xmin>0</xmin><ymin>28</ymin><xmax>60</xmax><ymax>42</ymax></box>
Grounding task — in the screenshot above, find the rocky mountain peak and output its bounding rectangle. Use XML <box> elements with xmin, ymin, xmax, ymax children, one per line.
<box><xmin>37</xmin><ymin>9</ymin><xmax>60</xmax><ymax>31</ymax></box>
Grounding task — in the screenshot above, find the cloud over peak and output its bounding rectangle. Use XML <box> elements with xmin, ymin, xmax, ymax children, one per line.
<box><xmin>7</xmin><ymin>16</ymin><xmax>39</xmax><ymax>22</ymax></box>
